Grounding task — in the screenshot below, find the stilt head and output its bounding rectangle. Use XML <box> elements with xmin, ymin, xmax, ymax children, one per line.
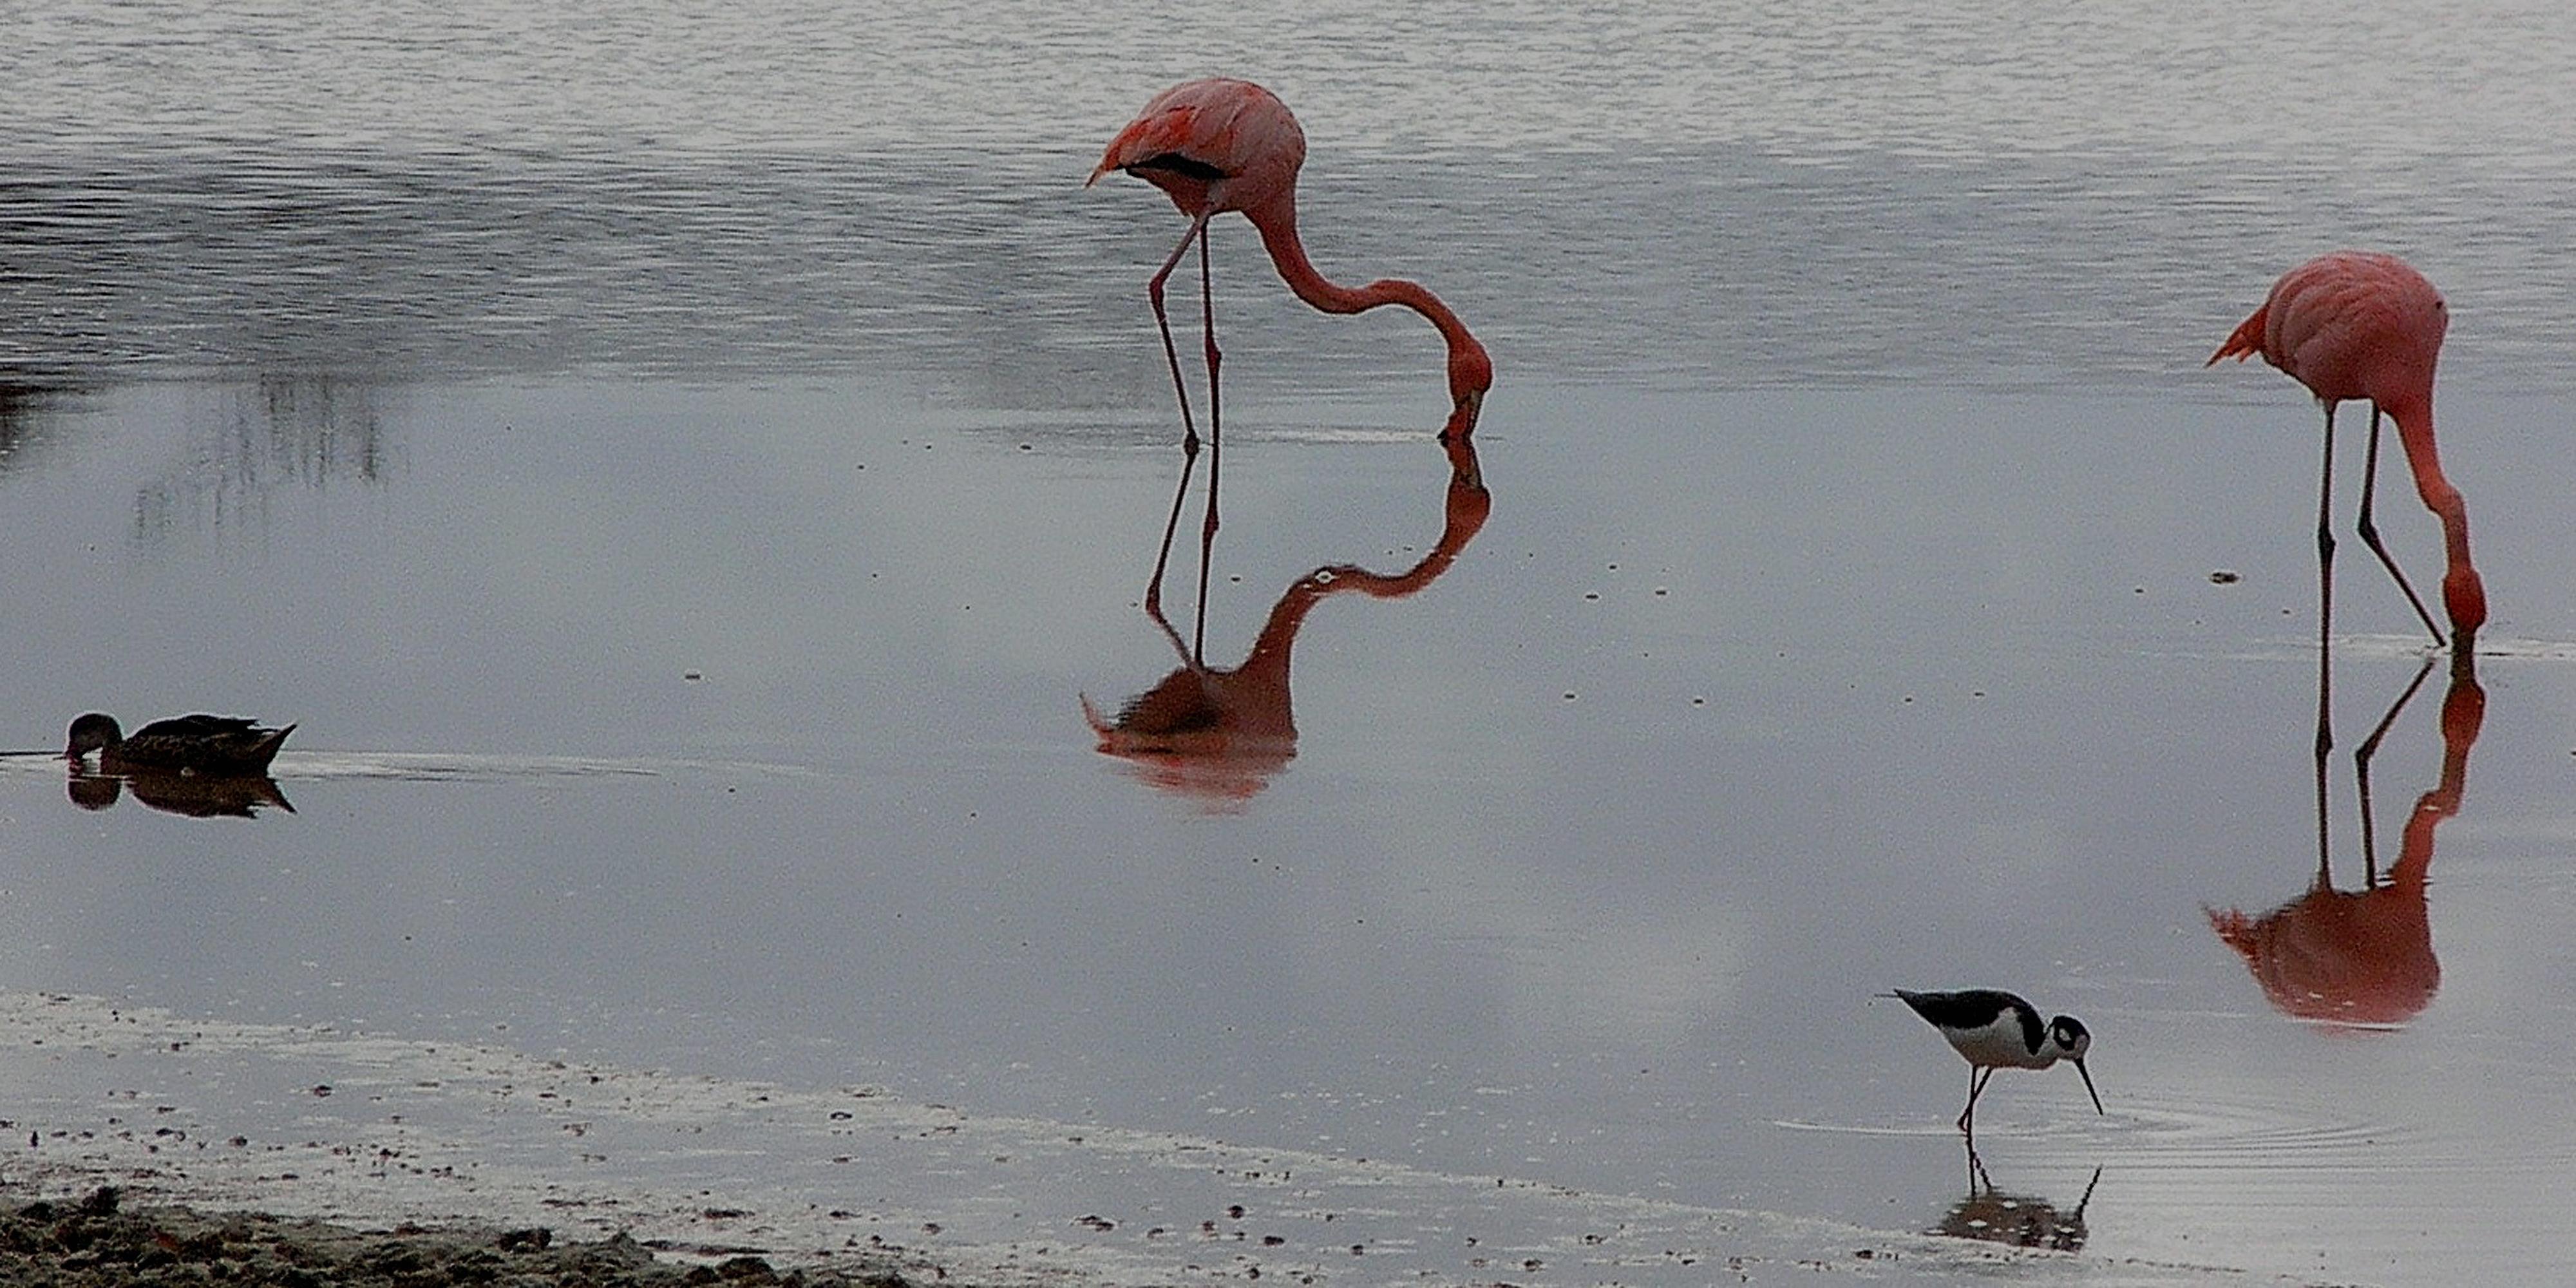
<box><xmin>2049</xmin><ymin>1016</ymin><xmax>2105</xmax><ymax>1115</ymax></box>
<box><xmin>2047</xmin><ymin>1015</ymin><xmax>2090</xmax><ymax>1059</ymax></box>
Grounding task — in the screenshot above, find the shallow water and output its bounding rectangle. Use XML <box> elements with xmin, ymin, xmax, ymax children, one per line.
<box><xmin>7</xmin><ymin>381</ymin><xmax>2575</xmax><ymax>1285</ymax></box>
<box><xmin>8</xmin><ymin>3</ymin><xmax>2576</xmax><ymax>1285</ymax></box>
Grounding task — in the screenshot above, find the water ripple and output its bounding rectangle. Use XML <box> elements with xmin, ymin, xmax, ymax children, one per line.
<box><xmin>6</xmin><ymin>142</ymin><xmax>2574</xmax><ymax>397</ymax></box>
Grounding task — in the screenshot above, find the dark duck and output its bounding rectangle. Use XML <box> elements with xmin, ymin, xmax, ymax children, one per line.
<box><xmin>65</xmin><ymin>713</ymin><xmax>296</xmax><ymax>775</ymax></box>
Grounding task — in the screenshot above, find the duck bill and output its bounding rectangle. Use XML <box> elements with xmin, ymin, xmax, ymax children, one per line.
<box><xmin>2074</xmin><ymin>1057</ymin><xmax>2104</xmax><ymax>1115</ymax></box>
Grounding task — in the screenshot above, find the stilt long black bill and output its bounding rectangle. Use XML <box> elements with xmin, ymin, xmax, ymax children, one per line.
<box><xmin>2073</xmin><ymin>1058</ymin><xmax>2104</xmax><ymax>1115</ymax></box>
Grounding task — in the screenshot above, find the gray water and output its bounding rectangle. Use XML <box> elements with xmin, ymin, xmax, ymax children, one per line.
<box><xmin>6</xmin><ymin>3</ymin><xmax>2576</xmax><ymax>1285</ymax></box>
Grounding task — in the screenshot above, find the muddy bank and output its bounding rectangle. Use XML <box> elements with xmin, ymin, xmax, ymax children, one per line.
<box><xmin>0</xmin><ymin>1187</ymin><xmax>921</xmax><ymax>1288</ymax></box>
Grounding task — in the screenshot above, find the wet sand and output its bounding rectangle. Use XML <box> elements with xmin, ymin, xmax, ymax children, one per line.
<box><xmin>0</xmin><ymin>989</ymin><xmax>2247</xmax><ymax>1288</ymax></box>
<box><xmin>0</xmin><ymin>1187</ymin><xmax>916</xmax><ymax>1288</ymax></box>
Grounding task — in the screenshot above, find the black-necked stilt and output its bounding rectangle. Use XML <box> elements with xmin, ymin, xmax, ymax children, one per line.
<box><xmin>1886</xmin><ymin>989</ymin><xmax>2103</xmax><ymax>1134</ymax></box>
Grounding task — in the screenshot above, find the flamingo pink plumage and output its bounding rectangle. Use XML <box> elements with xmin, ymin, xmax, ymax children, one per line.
<box><xmin>2208</xmin><ymin>251</ymin><xmax>2486</xmax><ymax>648</ymax></box>
<box><xmin>1088</xmin><ymin>78</ymin><xmax>1493</xmax><ymax>445</ymax></box>
<box><xmin>2208</xmin><ymin>658</ymin><xmax>2483</xmax><ymax>1027</ymax></box>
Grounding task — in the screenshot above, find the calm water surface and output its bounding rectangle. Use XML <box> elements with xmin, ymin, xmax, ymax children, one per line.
<box><xmin>6</xmin><ymin>3</ymin><xmax>2576</xmax><ymax>1285</ymax></box>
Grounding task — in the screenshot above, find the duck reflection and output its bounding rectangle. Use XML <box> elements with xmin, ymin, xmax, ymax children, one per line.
<box><xmin>1084</xmin><ymin>435</ymin><xmax>1489</xmax><ymax>804</ymax></box>
<box><xmin>2206</xmin><ymin>656</ymin><xmax>2484</xmax><ymax>1026</ymax></box>
<box><xmin>67</xmin><ymin>766</ymin><xmax>294</xmax><ymax>818</ymax></box>
<box><xmin>1936</xmin><ymin>1146</ymin><xmax>2099</xmax><ymax>1252</ymax></box>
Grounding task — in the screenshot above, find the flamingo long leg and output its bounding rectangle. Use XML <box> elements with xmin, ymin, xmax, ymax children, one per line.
<box><xmin>1143</xmin><ymin>432</ymin><xmax>1203</xmax><ymax>623</ymax></box>
<box><xmin>2356</xmin><ymin>406</ymin><xmax>2447</xmax><ymax>646</ymax></box>
<box><xmin>1135</xmin><ymin>475</ymin><xmax>1208</xmax><ymax>679</ymax></box>
<box><xmin>2316</xmin><ymin>403</ymin><xmax>2338</xmax><ymax>770</ymax></box>
<box><xmin>2313</xmin><ymin>672</ymin><xmax>2334</xmax><ymax>885</ymax></box>
<box><xmin>1194</xmin><ymin>224</ymin><xmax>1220</xmax><ymax>664</ymax></box>
<box><xmin>1146</xmin><ymin>214</ymin><xmax>1211</xmax><ymax>455</ymax></box>
<box><xmin>2354</xmin><ymin>657</ymin><xmax>2436</xmax><ymax>886</ymax></box>
<box><xmin>1141</xmin><ymin>214</ymin><xmax>1211</xmax><ymax>620</ymax></box>
<box><xmin>1141</xmin><ymin>547</ymin><xmax>1199</xmax><ymax>670</ymax></box>
<box><xmin>2313</xmin><ymin>406</ymin><xmax>2335</xmax><ymax>885</ymax></box>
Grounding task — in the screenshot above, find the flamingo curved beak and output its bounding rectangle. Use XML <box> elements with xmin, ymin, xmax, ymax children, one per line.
<box><xmin>2073</xmin><ymin>1057</ymin><xmax>2104</xmax><ymax>1115</ymax></box>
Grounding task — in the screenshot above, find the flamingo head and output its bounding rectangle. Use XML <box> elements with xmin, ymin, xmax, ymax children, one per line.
<box><xmin>1443</xmin><ymin>339</ymin><xmax>1493</xmax><ymax>440</ymax></box>
<box><xmin>2445</xmin><ymin>567</ymin><xmax>2487</xmax><ymax>643</ymax></box>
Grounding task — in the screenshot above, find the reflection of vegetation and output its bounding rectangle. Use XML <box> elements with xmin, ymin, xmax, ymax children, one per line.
<box><xmin>0</xmin><ymin>381</ymin><xmax>75</xmax><ymax>473</ymax></box>
<box><xmin>133</xmin><ymin>379</ymin><xmax>395</xmax><ymax>538</ymax></box>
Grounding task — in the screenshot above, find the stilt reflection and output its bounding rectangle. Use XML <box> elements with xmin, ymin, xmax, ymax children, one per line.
<box><xmin>2206</xmin><ymin>655</ymin><xmax>2484</xmax><ymax>1026</ymax></box>
<box><xmin>1935</xmin><ymin>1146</ymin><xmax>2100</xmax><ymax>1252</ymax></box>
<box><xmin>1084</xmin><ymin>435</ymin><xmax>1488</xmax><ymax>804</ymax></box>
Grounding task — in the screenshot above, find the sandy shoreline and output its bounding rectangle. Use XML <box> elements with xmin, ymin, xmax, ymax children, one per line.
<box><xmin>0</xmin><ymin>1184</ymin><xmax>923</xmax><ymax>1287</ymax></box>
<box><xmin>1</xmin><ymin>989</ymin><xmax>2286</xmax><ymax>1287</ymax></box>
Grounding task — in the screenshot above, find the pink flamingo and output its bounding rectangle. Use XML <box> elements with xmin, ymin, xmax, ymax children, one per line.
<box><xmin>2208</xmin><ymin>251</ymin><xmax>2486</xmax><ymax>649</ymax></box>
<box><xmin>1088</xmin><ymin>78</ymin><xmax>1493</xmax><ymax>451</ymax></box>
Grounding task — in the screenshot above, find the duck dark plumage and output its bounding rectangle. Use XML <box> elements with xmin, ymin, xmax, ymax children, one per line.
<box><xmin>64</xmin><ymin>712</ymin><xmax>296</xmax><ymax>775</ymax></box>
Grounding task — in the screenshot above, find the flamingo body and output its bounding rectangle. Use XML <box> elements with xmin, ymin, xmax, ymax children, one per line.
<box><xmin>1091</xmin><ymin>77</ymin><xmax>1307</xmax><ymax>219</ymax></box>
<box><xmin>2210</xmin><ymin>251</ymin><xmax>2486</xmax><ymax>642</ymax></box>
<box><xmin>2207</xmin><ymin>882</ymin><xmax>2439</xmax><ymax>1027</ymax></box>
<box><xmin>1092</xmin><ymin>77</ymin><xmax>1492</xmax><ymax>439</ymax></box>
<box><xmin>2214</xmin><ymin>251</ymin><xmax>2444</xmax><ymax>411</ymax></box>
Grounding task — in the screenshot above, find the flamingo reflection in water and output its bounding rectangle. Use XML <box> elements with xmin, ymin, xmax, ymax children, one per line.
<box><xmin>1084</xmin><ymin>435</ymin><xmax>1489</xmax><ymax>804</ymax></box>
<box><xmin>2206</xmin><ymin>654</ymin><xmax>2484</xmax><ymax>1026</ymax></box>
<box><xmin>1937</xmin><ymin>1147</ymin><xmax>2101</xmax><ymax>1253</ymax></box>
